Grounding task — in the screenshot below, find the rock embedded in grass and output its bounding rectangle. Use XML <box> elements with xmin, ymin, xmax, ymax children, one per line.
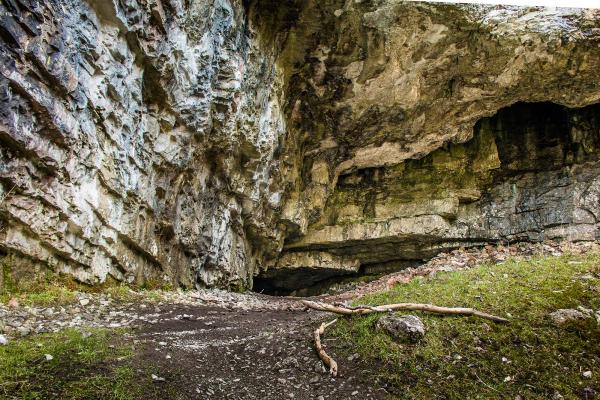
<box><xmin>376</xmin><ymin>314</ymin><xmax>425</xmax><ymax>343</ymax></box>
<box><xmin>331</xmin><ymin>252</ymin><xmax>600</xmax><ymax>398</ymax></box>
<box><xmin>548</xmin><ymin>309</ymin><xmax>589</xmax><ymax>326</ymax></box>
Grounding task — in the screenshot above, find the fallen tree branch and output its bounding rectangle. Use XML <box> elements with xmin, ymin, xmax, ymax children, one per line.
<box><xmin>333</xmin><ymin>302</ymin><xmax>381</xmax><ymax>312</ymax></box>
<box><xmin>314</xmin><ymin>318</ymin><xmax>338</xmax><ymax>377</ymax></box>
<box><xmin>302</xmin><ymin>300</ymin><xmax>509</xmax><ymax>323</ymax></box>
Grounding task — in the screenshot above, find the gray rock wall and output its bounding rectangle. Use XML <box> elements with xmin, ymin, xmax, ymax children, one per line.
<box><xmin>0</xmin><ymin>0</ymin><xmax>287</xmax><ymax>289</ymax></box>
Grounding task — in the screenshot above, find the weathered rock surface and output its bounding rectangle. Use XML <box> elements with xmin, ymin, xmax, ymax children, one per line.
<box><xmin>0</xmin><ymin>0</ymin><xmax>288</xmax><ymax>289</ymax></box>
<box><xmin>285</xmin><ymin>103</ymin><xmax>600</xmax><ymax>267</ymax></box>
<box><xmin>274</xmin><ymin>4</ymin><xmax>600</xmax><ymax>289</ymax></box>
<box><xmin>548</xmin><ymin>309</ymin><xmax>588</xmax><ymax>325</ymax></box>
<box><xmin>376</xmin><ymin>314</ymin><xmax>426</xmax><ymax>343</ymax></box>
<box><xmin>1</xmin><ymin>1</ymin><xmax>600</xmax><ymax>291</ymax></box>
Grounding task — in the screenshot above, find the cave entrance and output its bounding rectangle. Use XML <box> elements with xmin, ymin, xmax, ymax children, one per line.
<box><xmin>257</xmin><ymin>101</ymin><xmax>600</xmax><ymax>296</ymax></box>
<box><xmin>252</xmin><ymin>260</ymin><xmax>422</xmax><ymax>297</ymax></box>
<box><xmin>477</xmin><ymin>101</ymin><xmax>600</xmax><ymax>175</ymax></box>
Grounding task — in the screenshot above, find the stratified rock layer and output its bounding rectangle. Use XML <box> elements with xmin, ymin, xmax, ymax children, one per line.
<box><xmin>285</xmin><ymin>102</ymin><xmax>600</xmax><ymax>271</ymax></box>
<box><xmin>275</xmin><ymin>3</ymin><xmax>600</xmax><ymax>289</ymax></box>
<box><xmin>1</xmin><ymin>1</ymin><xmax>600</xmax><ymax>291</ymax></box>
<box><xmin>0</xmin><ymin>0</ymin><xmax>287</xmax><ymax>289</ymax></box>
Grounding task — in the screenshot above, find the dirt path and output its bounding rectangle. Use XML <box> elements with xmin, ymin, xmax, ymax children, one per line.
<box><xmin>129</xmin><ymin>302</ymin><xmax>386</xmax><ymax>399</ymax></box>
<box><xmin>1</xmin><ymin>289</ymin><xmax>390</xmax><ymax>399</ymax></box>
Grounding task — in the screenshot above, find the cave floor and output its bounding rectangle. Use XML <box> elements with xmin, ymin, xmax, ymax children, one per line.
<box><xmin>1</xmin><ymin>240</ymin><xmax>599</xmax><ymax>399</ymax></box>
<box><xmin>130</xmin><ymin>303</ymin><xmax>383</xmax><ymax>399</ymax></box>
<box><xmin>0</xmin><ymin>293</ymin><xmax>384</xmax><ymax>399</ymax></box>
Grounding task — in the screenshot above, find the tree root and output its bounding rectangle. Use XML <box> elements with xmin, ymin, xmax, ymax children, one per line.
<box><xmin>313</xmin><ymin>318</ymin><xmax>338</xmax><ymax>377</ymax></box>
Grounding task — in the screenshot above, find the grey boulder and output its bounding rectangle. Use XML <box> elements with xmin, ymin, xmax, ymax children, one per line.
<box><xmin>376</xmin><ymin>315</ymin><xmax>425</xmax><ymax>343</ymax></box>
<box><xmin>548</xmin><ymin>309</ymin><xmax>588</xmax><ymax>326</ymax></box>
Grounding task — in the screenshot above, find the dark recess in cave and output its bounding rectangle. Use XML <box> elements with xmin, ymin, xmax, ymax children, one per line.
<box><xmin>481</xmin><ymin>101</ymin><xmax>600</xmax><ymax>177</ymax></box>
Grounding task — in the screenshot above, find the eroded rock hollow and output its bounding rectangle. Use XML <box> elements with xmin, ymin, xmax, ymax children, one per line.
<box><xmin>1</xmin><ymin>0</ymin><xmax>599</xmax><ymax>292</ymax></box>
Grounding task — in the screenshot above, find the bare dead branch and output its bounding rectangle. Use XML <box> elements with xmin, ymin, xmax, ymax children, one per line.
<box><xmin>302</xmin><ymin>300</ymin><xmax>509</xmax><ymax>323</ymax></box>
<box><xmin>313</xmin><ymin>318</ymin><xmax>338</xmax><ymax>377</ymax></box>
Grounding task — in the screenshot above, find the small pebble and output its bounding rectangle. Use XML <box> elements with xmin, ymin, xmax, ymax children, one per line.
<box><xmin>583</xmin><ymin>370</ymin><xmax>592</xmax><ymax>379</ymax></box>
<box><xmin>151</xmin><ymin>374</ymin><xmax>165</xmax><ymax>382</ymax></box>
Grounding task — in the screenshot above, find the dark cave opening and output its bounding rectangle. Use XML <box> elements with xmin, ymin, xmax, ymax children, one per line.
<box><xmin>253</xmin><ymin>272</ymin><xmax>362</xmax><ymax>297</ymax></box>
<box><xmin>479</xmin><ymin>101</ymin><xmax>600</xmax><ymax>177</ymax></box>
<box><xmin>252</xmin><ymin>260</ymin><xmax>422</xmax><ymax>297</ymax></box>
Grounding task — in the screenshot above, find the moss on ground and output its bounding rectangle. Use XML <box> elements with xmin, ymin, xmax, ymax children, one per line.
<box><xmin>331</xmin><ymin>253</ymin><xmax>600</xmax><ymax>399</ymax></box>
<box><xmin>0</xmin><ymin>274</ymin><xmax>132</xmax><ymax>306</ymax></box>
<box><xmin>0</xmin><ymin>328</ymin><xmax>140</xmax><ymax>400</ymax></box>
<box><xmin>1</xmin><ymin>256</ymin><xmax>79</xmax><ymax>306</ymax></box>
<box><xmin>0</xmin><ymin>255</ymin><xmax>173</xmax><ymax>306</ymax></box>
<box><xmin>0</xmin><ymin>282</ymin><xmax>170</xmax><ymax>307</ymax></box>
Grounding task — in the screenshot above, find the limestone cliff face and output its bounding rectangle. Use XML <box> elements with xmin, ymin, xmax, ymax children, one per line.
<box><xmin>0</xmin><ymin>0</ymin><xmax>288</xmax><ymax>289</ymax></box>
<box><xmin>1</xmin><ymin>0</ymin><xmax>600</xmax><ymax>291</ymax></box>
<box><xmin>271</xmin><ymin>2</ymin><xmax>600</xmax><ymax>292</ymax></box>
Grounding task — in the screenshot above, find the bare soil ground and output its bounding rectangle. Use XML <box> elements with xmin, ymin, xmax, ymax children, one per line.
<box><xmin>128</xmin><ymin>303</ymin><xmax>387</xmax><ymax>399</ymax></box>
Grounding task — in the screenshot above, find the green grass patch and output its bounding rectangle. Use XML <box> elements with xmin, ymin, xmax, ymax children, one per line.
<box><xmin>1</xmin><ymin>257</ymin><xmax>79</xmax><ymax>306</ymax></box>
<box><xmin>332</xmin><ymin>253</ymin><xmax>600</xmax><ymax>399</ymax></box>
<box><xmin>0</xmin><ymin>328</ymin><xmax>140</xmax><ymax>400</ymax></box>
<box><xmin>0</xmin><ymin>255</ymin><xmax>154</xmax><ymax>306</ymax></box>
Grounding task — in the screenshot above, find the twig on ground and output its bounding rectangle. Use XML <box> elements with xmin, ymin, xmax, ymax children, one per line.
<box><xmin>313</xmin><ymin>318</ymin><xmax>338</xmax><ymax>377</ymax></box>
<box><xmin>474</xmin><ymin>371</ymin><xmax>501</xmax><ymax>393</ymax></box>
